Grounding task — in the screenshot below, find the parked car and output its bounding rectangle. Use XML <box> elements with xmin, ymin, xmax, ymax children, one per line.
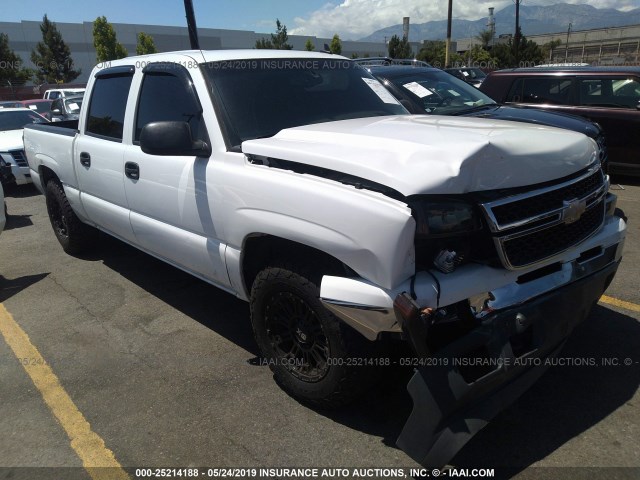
<box><xmin>444</xmin><ymin>67</ymin><xmax>487</xmax><ymax>87</ymax></box>
<box><xmin>50</xmin><ymin>95</ymin><xmax>83</xmax><ymax>122</ymax></box>
<box><xmin>1</xmin><ymin>100</ymin><xmax>54</xmax><ymax>119</ymax></box>
<box><xmin>43</xmin><ymin>88</ymin><xmax>85</xmax><ymax>100</ymax></box>
<box><xmin>24</xmin><ymin>50</ymin><xmax>625</xmax><ymax>468</ymax></box>
<box><xmin>0</xmin><ymin>156</ymin><xmax>15</xmax><ymax>189</ymax></box>
<box><xmin>479</xmin><ymin>66</ymin><xmax>640</xmax><ymax>175</ymax></box>
<box><xmin>0</xmin><ymin>108</ymin><xmax>48</xmax><ymax>186</ymax></box>
<box><xmin>18</xmin><ymin>99</ymin><xmax>54</xmax><ymax>118</ymax></box>
<box><xmin>368</xmin><ymin>65</ymin><xmax>608</xmax><ymax>171</ymax></box>
<box><xmin>0</xmin><ymin>101</ymin><xmax>22</xmax><ymax>109</ymax></box>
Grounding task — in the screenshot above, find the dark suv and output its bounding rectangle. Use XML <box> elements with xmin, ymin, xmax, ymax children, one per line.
<box><xmin>480</xmin><ymin>67</ymin><xmax>640</xmax><ymax>175</ymax></box>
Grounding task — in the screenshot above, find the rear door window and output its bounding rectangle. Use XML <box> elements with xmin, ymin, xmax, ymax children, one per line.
<box><xmin>86</xmin><ymin>68</ymin><xmax>134</xmax><ymax>141</ymax></box>
<box><xmin>578</xmin><ymin>77</ymin><xmax>640</xmax><ymax>109</ymax></box>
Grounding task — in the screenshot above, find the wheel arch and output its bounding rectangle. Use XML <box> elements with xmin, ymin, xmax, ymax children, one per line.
<box><xmin>39</xmin><ymin>165</ymin><xmax>60</xmax><ymax>190</ymax></box>
<box><xmin>240</xmin><ymin>233</ymin><xmax>354</xmax><ymax>298</ymax></box>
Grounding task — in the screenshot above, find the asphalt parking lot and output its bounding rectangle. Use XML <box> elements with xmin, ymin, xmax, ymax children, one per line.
<box><xmin>0</xmin><ymin>177</ymin><xmax>639</xmax><ymax>480</ymax></box>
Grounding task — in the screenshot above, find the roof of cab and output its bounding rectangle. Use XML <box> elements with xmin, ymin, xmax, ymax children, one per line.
<box><xmin>96</xmin><ymin>49</ymin><xmax>349</xmax><ymax>68</ymax></box>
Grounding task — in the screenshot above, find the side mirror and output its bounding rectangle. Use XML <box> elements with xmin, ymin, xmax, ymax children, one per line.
<box><xmin>51</xmin><ymin>108</ymin><xmax>61</xmax><ymax>115</ymax></box>
<box><xmin>140</xmin><ymin>121</ymin><xmax>211</xmax><ymax>157</ymax></box>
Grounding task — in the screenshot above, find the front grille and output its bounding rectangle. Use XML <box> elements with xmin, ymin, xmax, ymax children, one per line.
<box><xmin>502</xmin><ymin>200</ymin><xmax>605</xmax><ymax>268</ymax></box>
<box><xmin>491</xmin><ymin>168</ymin><xmax>603</xmax><ymax>226</ymax></box>
<box><xmin>481</xmin><ymin>166</ymin><xmax>606</xmax><ymax>269</ymax></box>
<box><xmin>10</xmin><ymin>149</ymin><xmax>28</xmax><ymax>167</ymax></box>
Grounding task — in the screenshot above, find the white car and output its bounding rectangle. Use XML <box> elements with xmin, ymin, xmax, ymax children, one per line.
<box><xmin>0</xmin><ymin>108</ymin><xmax>48</xmax><ymax>185</ymax></box>
<box><xmin>43</xmin><ymin>88</ymin><xmax>85</xmax><ymax>100</ymax></box>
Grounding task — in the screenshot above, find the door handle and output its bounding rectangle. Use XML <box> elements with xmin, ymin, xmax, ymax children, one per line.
<box><xmin>79</xmin><ymin>152</ymin><xmax>91</xmax><ymax>167</ymax></box>
<box><xmin>125</xmin><ymin>162</ymin><xmax>140</xmax><ymax>180</ymax></box>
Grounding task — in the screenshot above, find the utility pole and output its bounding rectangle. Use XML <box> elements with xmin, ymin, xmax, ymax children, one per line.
<box><xmin>514</xmin><ymin>0</ymin><xmax>521</xmax><ymax>67</ymax></box>
<box><xmin>445</xmin><ymin>0</ymin><xmax>453</xmax><ymax>68</ymax></box>
<box><xmin>564</xmin><ymin>22</ymin><xmax>572</xmax><ymax>62</ymax></box>
<box><xmin>184</xmin><ymin>0</ymin><xmax>200</xmax><ymax>50</ymax></box>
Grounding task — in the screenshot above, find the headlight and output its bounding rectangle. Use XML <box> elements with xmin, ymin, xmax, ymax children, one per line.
<box><xmin>412</xmin><ymin>199</ymin><xmax>481</xmax><ymax>237</ymax></box>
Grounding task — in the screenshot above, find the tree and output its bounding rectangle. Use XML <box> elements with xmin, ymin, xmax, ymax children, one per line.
<box><xmin>136</xmin><ymin>32</ymin><xmax>157</xmax><ymax>55</ymax></box>
<box><xmin>329</xmin><ymin>34</ymin><xmax>342</xmax><ymax>55</ymax></box>
<box><xmin>416</xmin><ymin>40</ymin><xmax>462</xmax><ymax>67</ymax></box>
<box><xmin>476</xmin><ymin>30</ymin><xmax>494</xmax><ymax>49</ymax></box>
<box><xmin>541</xmin><ymin>39</ymin><xmax>562</xmax><ymax>63</ymax></box>
<box><xmin>30</xmin><ymin>15</ymin><xmax>81</xmax><ymax>83</ymax></box>
<box><xmin>492</xmin><ymin>29</ymin><xmax>544</xmax><ymax>68</ymax></box>
<box><xmin>387</xmin><ymin>34</ymin><xmax>413</xmax><ymax>59</ymax></box>
<box><xmin>464</xmin><ymin>45</ymin><xmax>496</xmax><ymax>67</ymax></box>
<box><xmin>93</xmin><ymin>16</ymin><xmax>128</xmax><ymax>62</ymax></box>
<box><xmin>255</xmin><ymin>19</ymin><xmax>292</xmax><ymax>50</ymax></box>
<box><xmin>0</xmin><ymin>33</ymin><xmax>32</xmax><ymax>85</ymax></box>
<box><xmin>350</xmin><ymin>52</ymin><xmax>359</xmax><ymax>59</ymax></box>
<box><xmin>304</xmin><ymin>39</ymin><xmax>315</xmax><ymax>51</ymax></box>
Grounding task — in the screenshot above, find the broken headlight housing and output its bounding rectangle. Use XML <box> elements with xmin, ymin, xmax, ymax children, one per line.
<box><xmin>412</xmin><ymin>199</ymin><xmax>481</xmax><ymax>238</ymax></box>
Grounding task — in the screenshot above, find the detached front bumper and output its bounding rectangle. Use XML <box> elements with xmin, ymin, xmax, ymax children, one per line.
<box><xmin>396</xmin><ymin>257</ymin><xmax>620</xmax><ymax>467</ymax></box>
<box><xmin>321</xmin><ymin>211</ymin><xmax>626</xmax><ymax>467</ymax></box>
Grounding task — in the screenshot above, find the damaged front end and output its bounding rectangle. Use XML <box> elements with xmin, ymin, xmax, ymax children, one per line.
<box><xmin>321</xmin><ymin>165</ymin><xmax>627</xmax><ymax>467</ymax></box>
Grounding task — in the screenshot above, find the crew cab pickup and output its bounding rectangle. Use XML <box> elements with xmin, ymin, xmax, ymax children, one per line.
<box><xmin>24</xmin><ymin>50</ymin><xmax>627</xmax><ymax>467</ymax></box>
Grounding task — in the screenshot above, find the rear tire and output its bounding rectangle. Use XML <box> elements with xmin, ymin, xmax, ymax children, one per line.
<box><xmin>45</xmin><ymin>180</ymin><xmax>97</xmax><ymax>254</ymax></box>
<box><xmin>250</xmin><ymin>265</ymin><xmax>376</xmax><ymax>408</ymax></box>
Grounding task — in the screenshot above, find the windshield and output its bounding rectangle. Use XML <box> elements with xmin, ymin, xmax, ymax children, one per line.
<box><xmin>0</xmin><ymin>110</ymin><xmax>48</xmax><ymax>130</ymax></box>
<box><xmin>203</xmin><ymin>58</ymin><xmax>406</xmax><ymax>149</ymax></box>
<box><xmin>463</xmin><ymin>68</ymin><xmax>487</xmax><ymax>80</ymax></box>
<box><xmin>64</xmin><ymin>98</ymin><xmax>83</xmax><ymax>112</ymax></box>
<box><xmin>384</xmin><ymin>70</ymin><xmax>496</xmax><ymax>114</ymax></box>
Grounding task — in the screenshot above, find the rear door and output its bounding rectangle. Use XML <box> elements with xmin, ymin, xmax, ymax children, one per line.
<box><xmin>574</xmin><ymin>75</ymin><xmax>640</xmax><ymax>172</ymax></box>
<box><xmin>75</xmin><ymin>65</ymin><xmax>136</xmax><ymax>243</ymax></box>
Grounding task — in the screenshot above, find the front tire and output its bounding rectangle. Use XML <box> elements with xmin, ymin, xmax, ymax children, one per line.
<box><xmin>45</xmin><ymin>180</ymin><xmax>97</xmax><ymax>254</ymax></box>
<box><xmin>250</xmin><ymin>265</ymin><xmax>375</xmax><ymax>407</ymax></box>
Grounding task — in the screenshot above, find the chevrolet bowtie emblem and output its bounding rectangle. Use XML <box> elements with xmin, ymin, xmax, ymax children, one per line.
<box><xmin>562</xmin><ymin>198</ymin><xmax>587</xmax><ymax>224</ymax></box>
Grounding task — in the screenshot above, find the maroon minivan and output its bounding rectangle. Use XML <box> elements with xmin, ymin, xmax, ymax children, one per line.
<box><xmin>480</xmin><ymin>67</ymin><xmax>640</xmax><ymax>176</ymax></box>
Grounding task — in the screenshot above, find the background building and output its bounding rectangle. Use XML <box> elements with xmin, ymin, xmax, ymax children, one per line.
<box><xmin>0</xmin><ymin>20</ymin><xmax>395</xmax><ymax>86</ymax></box>
<box><xmin>455</xmin><ymin>24</ymin><xmax>640</xmax><ymax>66</ymax></box>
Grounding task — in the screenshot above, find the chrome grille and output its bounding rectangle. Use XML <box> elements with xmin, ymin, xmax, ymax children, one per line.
<box><xmin>481</xmin><ymin>166</ymin><xmax>607</xmax><ymax>269</ymax></box>
<box><xmin>9</xmin><ymin>149</ymin><xmax>28</xmax><ymax>167</ymax></box>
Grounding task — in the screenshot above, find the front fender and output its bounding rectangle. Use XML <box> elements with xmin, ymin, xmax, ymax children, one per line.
<box><xmin>222</xmin><ymin>161</ymin><xmax>416</xmax><ymax>290</ymax></box>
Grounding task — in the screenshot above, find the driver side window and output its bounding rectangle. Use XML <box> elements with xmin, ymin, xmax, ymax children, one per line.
<box><xmin>134</xmin><ymin>69</ymin><xmax>207</xmax><ymax>143</ymax></box>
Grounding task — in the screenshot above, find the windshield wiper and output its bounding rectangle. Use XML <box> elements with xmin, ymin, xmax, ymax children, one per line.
<box><xmin>453</xmin><ymin>104</ymin><xmax>497</xmax><ymax>115</ymax></box>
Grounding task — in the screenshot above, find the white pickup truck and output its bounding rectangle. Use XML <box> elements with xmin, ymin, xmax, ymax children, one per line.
<box><xmin>24</xmin><ymin>50</ymin><xmax>627</xmax><ymax>467</ymax></box>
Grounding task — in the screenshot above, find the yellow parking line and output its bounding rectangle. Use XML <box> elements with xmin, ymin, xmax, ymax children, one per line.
<box><xmin>0</xmin><ymin>304</ymin><xmax>129</xmax><ymax>480</ymax></box>
<box><xmin>600</xmin><ymin>295</ymin><xmax>640</xmax><ymax>313</ymax></box>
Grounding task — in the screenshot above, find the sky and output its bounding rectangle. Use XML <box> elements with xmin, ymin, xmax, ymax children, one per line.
<box><xmin>0</xmin><ymin>0</ymin><xmax>637</xmax><ymax>40</ymax></box>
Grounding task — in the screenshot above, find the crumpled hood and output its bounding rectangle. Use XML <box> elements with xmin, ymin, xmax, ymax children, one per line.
<box><xmin>0</xmin><ymin>129</ymin><xmax>24</xmax><ymax>152</ymax></box>
<box><xmin>242</xmin><ymin>115</ymin><xmax>598</xmax><ymax>196</ymax></box>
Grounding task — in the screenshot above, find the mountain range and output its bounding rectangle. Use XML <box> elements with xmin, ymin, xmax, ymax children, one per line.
<box><xmin>359</xmin><ymin>3</ymin><xmax>640</xmax><ymax>42</ymax></box>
